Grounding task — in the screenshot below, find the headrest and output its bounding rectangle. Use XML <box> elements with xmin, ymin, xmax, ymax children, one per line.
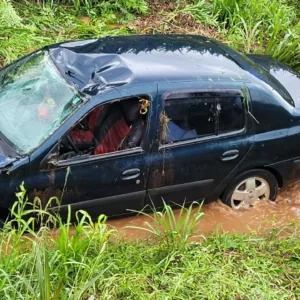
<box><xmin>121</xmin><ymin>98</ymin><xmax>141</xmax><ymax>125</ymax></box>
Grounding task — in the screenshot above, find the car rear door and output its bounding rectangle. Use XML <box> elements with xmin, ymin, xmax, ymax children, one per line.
<box><xmin>147</xmin><ymin>84</ymin><xmax>254</xmax><ymax>207</ymax></box>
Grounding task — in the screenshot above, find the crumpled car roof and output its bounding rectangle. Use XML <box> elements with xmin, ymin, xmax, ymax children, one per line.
<box><xmin>47</xmin><ymin>34</ymin><xmax>294</xmax><ymax>105</ymax></box>
<box><xmin>48</xmin><ymin>35</ymin><xmax>252</xmax><ymax>96</ymax></box>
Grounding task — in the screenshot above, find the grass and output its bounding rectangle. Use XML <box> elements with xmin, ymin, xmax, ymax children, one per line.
<box><xmin>0</xmin><ymin>0</ymin><xmax>299</xmax><ymax>70</ymax></box>
<box><xmin>0</xmin><ymin>0</ymin><xmax>136</xmax><ymax>67</ymax></box>
<box><xmin>0</xmin><ymin>188</ymin><xmax>299</xmax><ymax>299</ymax></box>
<box><xmin>0</xmin><ymin>1</ymin><xmax>300</xmax><ymax>298</ymax></box>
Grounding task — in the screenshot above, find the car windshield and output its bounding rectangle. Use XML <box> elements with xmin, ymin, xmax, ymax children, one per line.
<box><xmin>0</xmin><ymin>50</ymin><xmax>84</xmax><ymax>154</ymax></box>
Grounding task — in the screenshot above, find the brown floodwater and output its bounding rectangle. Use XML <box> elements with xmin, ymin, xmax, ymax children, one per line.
<box><xmin>3</xmin><ymin>182</ymin><xmax>299</xmax><ymax>255</ymax></box>
<box><xmin>107</xmin><ymin>181</ymin><xmax>300</xmax><ymax>240</ymax></box>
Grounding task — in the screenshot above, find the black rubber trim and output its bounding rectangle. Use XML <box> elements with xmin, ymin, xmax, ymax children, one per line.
<box><xmin>163</xmin><ymin>89</ymin><xmax>244</xmax><ymax>100</ymax></box>
<box><xmin>50</xmin><ymin>190</ymin><xmax>145</xmax><ymax>211</ymax></box>
<box><xmin>56</xmin><ymin>147</ymin><xmax>144</xmax><ymax>167</ymax></box>
<box><xmin>148</xmin><ymin>179</ymin><xmax>214</xmax><ymax>196</ymax></box>
<box><xmin>159</xmin><ymin>128</ymin><xmax>245</xmax><ymax>150</ymax></box>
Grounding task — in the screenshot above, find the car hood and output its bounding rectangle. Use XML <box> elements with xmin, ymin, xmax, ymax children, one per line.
<box><xmin>0</xmin><ymin>152</ymin><xmax>17</xmax><ymax>169</ymax></box>
<box><xmin>0</xmin><ymin>140</ymin><xmax>18</xmax><ymax>169</ymax></box>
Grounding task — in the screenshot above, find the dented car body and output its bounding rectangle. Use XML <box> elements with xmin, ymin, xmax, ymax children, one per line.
<box><xmin>1</xmin><ymin>34</ymin><xmax>300</xmax><ymax>219</ymax></box>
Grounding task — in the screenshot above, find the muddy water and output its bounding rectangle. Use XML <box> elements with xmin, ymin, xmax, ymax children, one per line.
<box><xmin>108</xmin><ymin>182</ymin><xmax>300</xmax><ymax>240</ymax></box>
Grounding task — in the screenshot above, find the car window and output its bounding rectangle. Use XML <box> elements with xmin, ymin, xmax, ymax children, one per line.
<box><xmin>161</xmin><ymin>97</ymin><xmax>216</xmax><ymax>144</ymax></box>
<box><xmin>57</xmin><ymin>96</ymin><xmax>150</xmax><ymax>162</ymax></box>
<box><xmin>161</xmin><ymin>93</ymin><xmax>245</xmax><ymax>145</ymax></box>
<box><xmin>218</xmin><ymin>96</ymin><xmax>244</xmax><ymax>133</ymax></box>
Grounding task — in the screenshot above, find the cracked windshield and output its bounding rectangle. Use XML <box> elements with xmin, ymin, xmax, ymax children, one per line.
<box><xmin>0</xmin><ymin>51</ymin><xmax>82</xmax><ymax>154</ymax></box>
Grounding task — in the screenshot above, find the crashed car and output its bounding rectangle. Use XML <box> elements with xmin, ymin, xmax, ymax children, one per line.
<box><xmin>0</xmin><ymin>34</ymin><xmax>300</xmax><ymax>221</ymax></box>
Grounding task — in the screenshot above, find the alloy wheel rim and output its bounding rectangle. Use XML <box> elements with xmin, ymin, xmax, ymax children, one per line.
<box><xmin>230</xmin><ymin>177</ymin><xmax>270</xmax><ymax>209</ymax></box>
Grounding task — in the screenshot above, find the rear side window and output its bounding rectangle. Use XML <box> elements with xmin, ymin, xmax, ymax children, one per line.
<box><xmin>162</xmin><ymin>97</ymin><xmax>216</xmax><ymax>143</ymax></box>
<box><xmin>161</xmin><ymin>93</ymin><xmax>245</xmax><ymax>145</ymax></box>
<box><xmin>218</xmin><ymin>96</ymin><xmax>245</xmax><ymax>133</ymax></box>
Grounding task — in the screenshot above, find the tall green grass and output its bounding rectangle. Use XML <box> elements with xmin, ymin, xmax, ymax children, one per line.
<box><xmin>0</xmin><ymin>2</ymin><xmax>300</xmax><ymax>298</ymax></box>
<box><xmin>0</xmin><ymin>188</ymin><xmax>299</xmax><ymax>299</ymax></box>
<box><xmin>1</xmin><ymin>0</ymin><xmax>299</xmax><ymax>71</ymax></box>
<box><xmin>25</xmin><ymin>0</ymin><xmax>149</xmax><ymax>17</ymax></box>
<box><xmin>170</xmin><ymin>0</ymin><xmax>300</xmax><ymax>71</ymax></box>
<box><xmin>210</xmin><ymin>0</ymin><xmax>300</xmax><ymax>70</ymax></box>
<box><xmin>127</xmin><ymin>201</ymin><xmax>204</xmax><ymax>251</ymax></box>
<box><xmin>0</xmin><ymin>0</ymin><xmax>22</xmax><ymax>27</ymax></box>
<box><xmin>0</xmin><ymin>1</ymin><xmax>134</xmax><ymax>66</ymax></box>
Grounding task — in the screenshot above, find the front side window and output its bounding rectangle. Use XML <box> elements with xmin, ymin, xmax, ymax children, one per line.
<box><xmin>58</xmin><ymin>97</ymin><xmax>150</xmax><ymax>161</ymax></box>
<box><xmin>161</xmin><ymin>93</ymin><xmax>245</xmax><ymax>145</ymax></box>
<box><xmin>0</xmin><ymin>51</ymin><xmax>84</xmax><ymax>154</ymax></box>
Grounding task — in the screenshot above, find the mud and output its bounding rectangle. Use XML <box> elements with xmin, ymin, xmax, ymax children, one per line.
<box><xmin>108</xmin><ymin>182</ymin><xmax>300</xmax><ymax>241</ymax></box>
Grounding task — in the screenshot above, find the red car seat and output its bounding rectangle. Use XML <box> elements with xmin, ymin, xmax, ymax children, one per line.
<box><xmin>93</xmin><ymin>102</ymin><xmax>130</xmax><ymax>155</ymax></box>
<box><xmin>70</xmin><ymin>105</ymin><xmax>110</xmax><ymax>150</ymax></box>
<box><xmin>70</xmin><ymin>99</ymin><xmax>145</xmax><ymax>155</ymax></box>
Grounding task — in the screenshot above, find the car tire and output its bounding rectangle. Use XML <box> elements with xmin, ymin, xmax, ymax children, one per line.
<box><xmin>221</xmin><ymin>169</ymin><xmax>278</xmax><ymax>209</ymax></box>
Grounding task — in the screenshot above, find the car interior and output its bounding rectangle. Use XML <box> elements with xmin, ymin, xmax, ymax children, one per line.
<box><xmin>58</xmin><ymin>97</ymin><xmax>149</xmax><ymax>160</ymax></box>
<box><xmin>162</xmin><ymin>97</ymin><xmax>216</xmax><ymax>144</ymax></box>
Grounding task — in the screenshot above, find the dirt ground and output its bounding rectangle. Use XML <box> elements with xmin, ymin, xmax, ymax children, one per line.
<box><xmin>131</xmin><ymin>0</ymin><xmax>223</xmax><ymax>39</ymax></box>
<box><xmin>107</xmin><ymin>182</ymin><xmax>300</xmax><ymax>240</ymax></box>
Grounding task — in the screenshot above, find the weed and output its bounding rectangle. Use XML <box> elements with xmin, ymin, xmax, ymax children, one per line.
<box><xmin>0</xmin><ymin>1</ymin><xmax>300</xmax><ymax>298</ymax></box>
<box><xmin>159</xmin><ymin>111</ymin><xmax>170</xmax><ymax>144</ymax></box>
<box><xmin>209</xmin><ymin>0</ymin><xmax>300</xmax><ymax>70</ymax></box>
<box><xmin>0</xmin><ymin>1</ymin><xmax>135</xmax><ymax>67</ymax></box>
<box><xmin>0</xmin><ymin>0</ymin><xmax>22</xmax><ymax>27</ymax></box>
<box><xmin>1</xmin><ymin>0</ymin><xmax>300</xmax><ymax>71</ymax></box>
<box><xmin>166</xmin><ymin>0</ymin><xmax>218</xmax><ymax>27</ymax></box>
<box><xmin>0</xmin><ymin>188</ymin><xmax>299</xmax><ymax>298</ymax></box>
<box><xmin>126</xmin><ymin>201</ymin><xmax>204</xmax><ymax>251</ymax></box>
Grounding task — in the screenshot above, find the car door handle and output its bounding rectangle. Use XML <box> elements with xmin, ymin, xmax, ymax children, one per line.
<box><xmin>221</xmin><ymin>150</ymin><xmax>239</xmax><ymax>161</ymax></box>
<box><xmin>121</xmin><ymin>168</ymin><xmax>141</xmax><ymax>180</ymax></box>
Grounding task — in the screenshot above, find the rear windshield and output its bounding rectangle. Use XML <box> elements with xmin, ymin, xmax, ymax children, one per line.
<box><xmin>268</xmin><ymin>67</ymin><xmax>300</xmax><ymax>106</ymax></box>
<box><xmin>215</xmin><ymin>42</ymin><xmax>295</xmax><ymax>106</ymax></box>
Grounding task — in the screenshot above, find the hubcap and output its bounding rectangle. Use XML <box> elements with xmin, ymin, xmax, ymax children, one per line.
<box><xmin>231</xmin><ymin>177</ymin><xmax>270</xmax><ymax>209</ymax></box>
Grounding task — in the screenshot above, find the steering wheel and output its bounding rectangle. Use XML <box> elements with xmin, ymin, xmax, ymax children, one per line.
<box><xmin>66</xmin><ymin>134</ymin><xmax>80</xmax><ymax>154</ymax></box>
<box><xmin>60</xmin><ymin>133</ymin><xmax>80</xmax><ymax>155</ymax></box>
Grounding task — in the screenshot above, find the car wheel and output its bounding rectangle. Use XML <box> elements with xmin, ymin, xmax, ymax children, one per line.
<box><xmin>221</xmin><ymin>169</ymin><xmax>278</xmax><ymax>209</ymax></box>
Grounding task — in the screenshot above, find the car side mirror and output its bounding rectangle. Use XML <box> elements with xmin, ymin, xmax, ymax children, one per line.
<box><xmin>40</xmin><ymin>144</ymin><xmax>59</xmax><ymax>171</ymax></box>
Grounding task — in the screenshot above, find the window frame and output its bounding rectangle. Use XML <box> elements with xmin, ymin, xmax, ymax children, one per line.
<box><xmin>159</xmin><ymin>89</ymin><xmax>247</xmax><ymax>149</ymax></box>
<box><xmin>55</xmin><ymin>94</ymin><xmax>152</xmax><ymax>166</ymax></box>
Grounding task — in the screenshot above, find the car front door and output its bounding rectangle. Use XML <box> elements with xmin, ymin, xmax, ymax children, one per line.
<box><xmin>28</xmin><ymin>87</ymin><xmax>157</xmax><ymax>219</ymax></box>
<box><xmin>42</xmin><ymin>147</ymin><xmax>149</xmax><ymax>219</ymax></box>
<box><xmin>147</xmin><ymin>85</ymin><xmax>254</xmax><ymax>207</ymax></box>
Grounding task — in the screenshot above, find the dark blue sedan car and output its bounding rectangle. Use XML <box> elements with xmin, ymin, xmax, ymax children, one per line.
<box><xmin>0</xmin><ymin>34</ymin><xmax>300</xmax><ymax>221</ymax></box>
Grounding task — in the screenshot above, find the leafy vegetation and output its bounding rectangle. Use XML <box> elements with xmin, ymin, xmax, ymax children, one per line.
<box><xmin>0</xmin><ymin>0</ymin><xmax>142</xmax><ymax>66</ymax></box>
<box><xmin>0</xmin><ymin>1</ymin><xmax>300</xmax><ymax>298</ymax></box>
<box><xmin>0</xmin><ymin>187</ymin><xmax>299</xmax><ymax>299</ymax></box>
<box><xmin>0</xmin><ymin>0</ymin><xmax>299</xmax><ymax>70</ymax></box>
